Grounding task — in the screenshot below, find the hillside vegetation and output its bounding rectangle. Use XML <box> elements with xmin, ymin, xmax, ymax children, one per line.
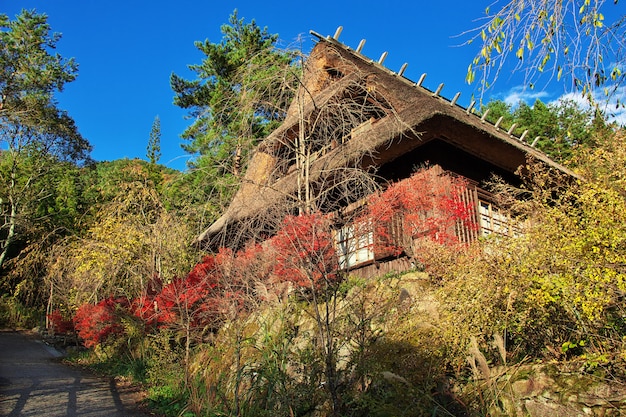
<box><xmin>3</xmin><ymin>129</ymin><xmax>624</xmax><ymax>417</ymax></box>
<box><xmin>2</xmin><ymin>9</ymin><xmax>626</xmax><ymax>417</ymax></box>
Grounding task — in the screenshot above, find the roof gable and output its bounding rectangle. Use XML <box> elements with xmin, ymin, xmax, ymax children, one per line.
<box><xmin>198</xmin><ymin>30</ymin><xmax>574</xmax><ymax>247</ymax></box>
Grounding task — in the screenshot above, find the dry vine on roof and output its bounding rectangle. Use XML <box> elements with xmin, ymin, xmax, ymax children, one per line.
<box><xmin>202</xmin><ymin>45</ymin><xmax>414</xmax><ymax>249</ymax></box>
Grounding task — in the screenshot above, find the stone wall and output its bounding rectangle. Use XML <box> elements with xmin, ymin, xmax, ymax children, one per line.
<box><xmin>482</xmin><ymin>363</ymin><xmax>626</xmax><ymax>416</ymax></box>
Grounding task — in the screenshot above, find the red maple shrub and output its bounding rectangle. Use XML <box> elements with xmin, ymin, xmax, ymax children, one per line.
<box><xmin>365</xmin><ymin>166</ymin><xmax>476</xmax><ymax>256</ymax></box>
<box><xmin>271</xmin><ymin>213</ymin><xmax>339</xmax><ymax>290</ymax></box>
<box><xmin>146</xmin><ymin>248</ymin><xmax>253</xmax><ymax>331</ymax></box>
<box><xmin>73</xmin><ymin>296</ymin><xmax>130</xmax><ymax>348</ymax></box>
<box><xmin>152</xmin><ymin>256</ymin><xmax>219</xmax><ymax>327</ymax></box>
<box><xmin>131</xmin><ymin>275</ymin><xmax>164</xmax><ymax>327</ymax></box>
<box><xmin>227</xmin><ymin>242</ymin><xmax>272</xmax><ymax>289</ymax></box>
<box><xmin>47</xmin><ymin>309</ymin><xmax>74</xmax><ymax>334</ymax></box>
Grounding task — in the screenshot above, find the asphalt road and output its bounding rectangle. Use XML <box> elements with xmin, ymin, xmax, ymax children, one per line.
<box><xmin>0</xmin><ymin>330</ymin><xmax>150</xmax><ymax>417</ymax></box>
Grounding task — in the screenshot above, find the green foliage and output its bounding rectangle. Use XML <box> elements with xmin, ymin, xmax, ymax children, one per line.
<box><xmin>40</xmin><ymin>159</ymin><xmax>198</xmax><ymax>317</ymax></box>
<box><xmin>0</xmin><ymin>9</ymin><xmax>90</xmax><ymax>164</ymax></box>
<box><xmin>171</xmin><ymin>10</ymin><xmax>297</xmax><ymax>206</ymax></box>
<box><xmin>146</xmin><ymin>116</ymin><xmax>162</xmax><ymax>165</ymax></box>
<box><xmin>142</xmin><ymin>330</ymin><xmax>189</xmax><ymax>416</ymax></box>
<box><xmin>480</xmin><ymin>98</ymin><xmax>604</xmax><ymax>162</ymax></box>
<box><xmin>0</xmin><ymin>294</ymin><xmax>42</xmax><ymax>328</ymax></box>
<box><xmin>147</xmin><ymin>383</ymin><xmax>190</xmax><ymax>417</ymax></box>
<box><xmin>481</xmin><ymin>99</ymin><xmax>516</xmax><ymax>128</ymax></box>
<box><xmin>71</xmin><ymin>349</ymin><xmax>149</xmax><ymax>383</ymax></box>
<box><xmin>0</xmin><ymin>10</ymin><xmax>79</xmax><ymax>123</ymax></box>
<box><xmin>160</xmin><ymin>166</ymin><xmax>233</xmax><ymax>235</ymax></box>
<box><xmin>0</xmin><ymin>10</ymin><xmax>91</xmax><ymax>301</ymax></box>
<box><xmin>47</xmin><ymin>166</ymin><xmax>196</xmax><ymax>307</ymax></box>
<box><xmin>81</xmin><ymin>158</ymin><xmax>174</xmax><ymax>204</ymax></box>
<box><xmin>0</xmin><ymin>150</ymin><xmax>93</xmax><ymax>305</ymax></box>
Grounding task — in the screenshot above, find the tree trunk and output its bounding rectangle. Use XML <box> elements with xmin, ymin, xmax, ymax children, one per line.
<box><xmin>0</xmin><ymin>197</ymin><xmax>17</xmax><ymax>270</ymax></box>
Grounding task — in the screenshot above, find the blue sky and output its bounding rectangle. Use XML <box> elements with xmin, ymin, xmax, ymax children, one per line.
<box><xmin>3</xmin><ymin>1</ymin><xmax>623</xmax><ymax>171</ymax></box>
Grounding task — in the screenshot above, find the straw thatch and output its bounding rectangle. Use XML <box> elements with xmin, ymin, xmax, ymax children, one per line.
<box><xmin>197</xmin><ymin>32</ymin><xmax>574</xmax><ymax>249</ymax></box>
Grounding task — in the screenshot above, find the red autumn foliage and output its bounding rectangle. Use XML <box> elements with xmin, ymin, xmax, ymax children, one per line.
<box><xmin>228</xmin><ymin>242</ymin><xmax>272</xmax><ymax>288</ymax></box>
<box><xmin>47</xmin><ymin>309</ymin><xmax>74</xmax><ymax>334</ymax></box>
<box><xmin>142</xmin><ymin>248</ymin><xmax>252</xmax><ymax>331</ymax></box>
<box><xmin>365</xmin><ymin>166</ymin><xmax>476</xmax><ymax>256</ymax></box>
<box><xmin>131</xmin><ymin>275</ymin><xmax>164</xmax><ymax>326</ymax></box>
<box><xmin>271</xmin><ymin>213</ymin><xmax>339</xmax><ymax>290</ymax></box>
<box><xmin>70</xmin><ymin>168</ymin><xmax>481</xmax><ymax>349</ymax></box>
<box><xmin>151</xmin><ymin>256</ymin><xmax>219</xmax><ymax>327</ymax></box>
<box><xmin>132</xmin><ymin>296</ymin><xmax>159</xmax><ymax>327</ymax></box>
<box><xmin>73</xmin><ymin>296</ymin><xmax>130</xmax><ymax>348</ymax></box>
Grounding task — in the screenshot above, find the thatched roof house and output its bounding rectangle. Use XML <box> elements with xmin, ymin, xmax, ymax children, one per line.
<box><xmin>198</xmin><ymin>28</ymin><xmax>574</xmax><ymax>268</ymax></box>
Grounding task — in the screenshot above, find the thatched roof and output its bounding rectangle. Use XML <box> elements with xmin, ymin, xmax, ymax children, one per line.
<box><xmin>197</xmin><ymin>30</ymin><xmax>575</xmax><ymax>248</ymax></box>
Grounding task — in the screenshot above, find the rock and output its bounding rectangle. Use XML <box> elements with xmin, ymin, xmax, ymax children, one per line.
<box><xmin>511</xmin><ymin>372</ymin><xmax>556</xmax><ymax>398</ymax></box>
<box><xmin>492</xmin><ymin>364</ymin><xmax>626</xmax><ymax>416</ymax></box>
<box><xmin>524</xmin><ymin>398</ymin><xmax>584</xmax><ymax>417</ymax></box>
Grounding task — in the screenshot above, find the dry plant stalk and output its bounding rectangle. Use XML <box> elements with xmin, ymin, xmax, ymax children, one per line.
<box><xmin>468</xmin><ymin>336</ymin><xmax>491</xmax><ymax>381</ymax></box>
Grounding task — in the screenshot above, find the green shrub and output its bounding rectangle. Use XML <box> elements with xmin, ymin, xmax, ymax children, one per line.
<box><xmin>0</xmin><ymin>295</ymin><xmax>43</xmax><ymax>329</ymax></box>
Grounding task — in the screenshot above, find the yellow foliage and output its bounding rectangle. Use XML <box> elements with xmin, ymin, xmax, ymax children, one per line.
<box><xmin>47</xmin><ymin>180</ymin><xmax>196</xmax><ymax>307</ymax></box>
<box><xmin>434</xmin><ymin>129</ymin><xmax>626</xmax><ymax>361</ymax></box>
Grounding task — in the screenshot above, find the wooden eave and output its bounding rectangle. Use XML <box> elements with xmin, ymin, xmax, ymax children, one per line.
<box><xmin>305</xmin><ymin>33</ymin><xmax>574</xmax><ymax>176</ymax></box>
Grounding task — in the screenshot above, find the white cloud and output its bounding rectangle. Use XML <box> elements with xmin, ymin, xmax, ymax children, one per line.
<box><xmin>600</xmin><ymin>87</ymin><xmax>626</xmax><ymax>127</ymax></box>
<box><xmin>500</xmin><ymin>86</ymin><xmax>551</xmax><ymax>107</ymax></box>
<box><xmin>502</xmin><ymin>82</ymin><xmax>626</xmax><ymax>127</ymax></box>
<box><xmin>495</xmin><ymin>84</ymin><xmax>626</xmax><ymax>126</ymax></box>
<box><xmin>552</xmin><ymin>87</ymin><xmax>626</xmax><ymax>127</ymax></box>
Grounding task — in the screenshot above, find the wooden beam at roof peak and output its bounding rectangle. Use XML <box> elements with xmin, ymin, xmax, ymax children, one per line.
<box><xmin>450</xmin><ymin>92</ymin><xmax>461</xmax><ymax>106</ymax></box>
<box><xmin>466</xmin><ymin>100</ymin><xmax>476</xmax><ymax>114</ymax></box>
<box><xmin>480</xmin><ymin>108</ymin><xmax>490</xmax><ymax>122</ymax></box>
<box><xmin>432</xmin><ymin>83</ymin><xmax>444</xmax><ymax>97</ymax></box>
<box><xmin>333</xmin><ymin>26</ymin><xmax>343</xmax><ymax>40</ymax></box>
<box><xmin>417</xmin><ymin>73</ymin><xmax>427</xmax><ymax>87</ymax></box>
<box><xmin>309</xmin><ymin>30</ymin><xmax>324</xmax><ymax>40</ymax></box>
<box><xmin>531</xmin><ymin>136</ymin><xmax>541</xmax><ymax>147</ymax></box>
<box><xmin>356</xmin><ymin>39</ymin><xmax>366</xmax><ymax>53</ymax></box>
<box><xmin>494</xmin><ymin>116</ymin><xmax>504</xmax><ymax>129</ymax></box>
<box><xmin>519</xmin><ymin>130</ymin><xmax>529</xmax><ymax>142</ymax></box>
<box><xmin>398</xmin><ymin>63</ymin><xmax>408</xmax><ymax>76</ymax></box>
<box><xmin>378</xmin><ymin>51</ymin><xmax>388</xmax><ymax>64</ymax></box>
<box><xmin>507</xmin><ymin>123</ymin><xmax>517</xmax><ymax>135</ymax></box>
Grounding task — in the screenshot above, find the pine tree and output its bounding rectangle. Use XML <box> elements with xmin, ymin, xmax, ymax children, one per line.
<box><xmin>170</xmin><ymin>10</ymin><xmax>297</xmax><ymax>195</ymax></box>
<box><xmin>147</xmin><ymin>115</ymin><xmax>162</xmax><ymax>165</ymax></box>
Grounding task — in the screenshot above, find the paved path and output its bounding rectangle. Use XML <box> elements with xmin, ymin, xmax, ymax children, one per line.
<box><xmin>0</xmin><ymin>330</ymin><xmax>150</xmax><ymax>417</ymax></box>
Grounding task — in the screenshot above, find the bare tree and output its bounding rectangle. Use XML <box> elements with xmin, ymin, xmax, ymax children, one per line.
<box><xmin>201</xmin><ymin>41</ymin><xmax>420</xmax><ymax>415</ymax></box>
<box><xmin>205</xmin><ymin>42</ymin><xmax>415</xmax><ymax>251</ymax></box>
